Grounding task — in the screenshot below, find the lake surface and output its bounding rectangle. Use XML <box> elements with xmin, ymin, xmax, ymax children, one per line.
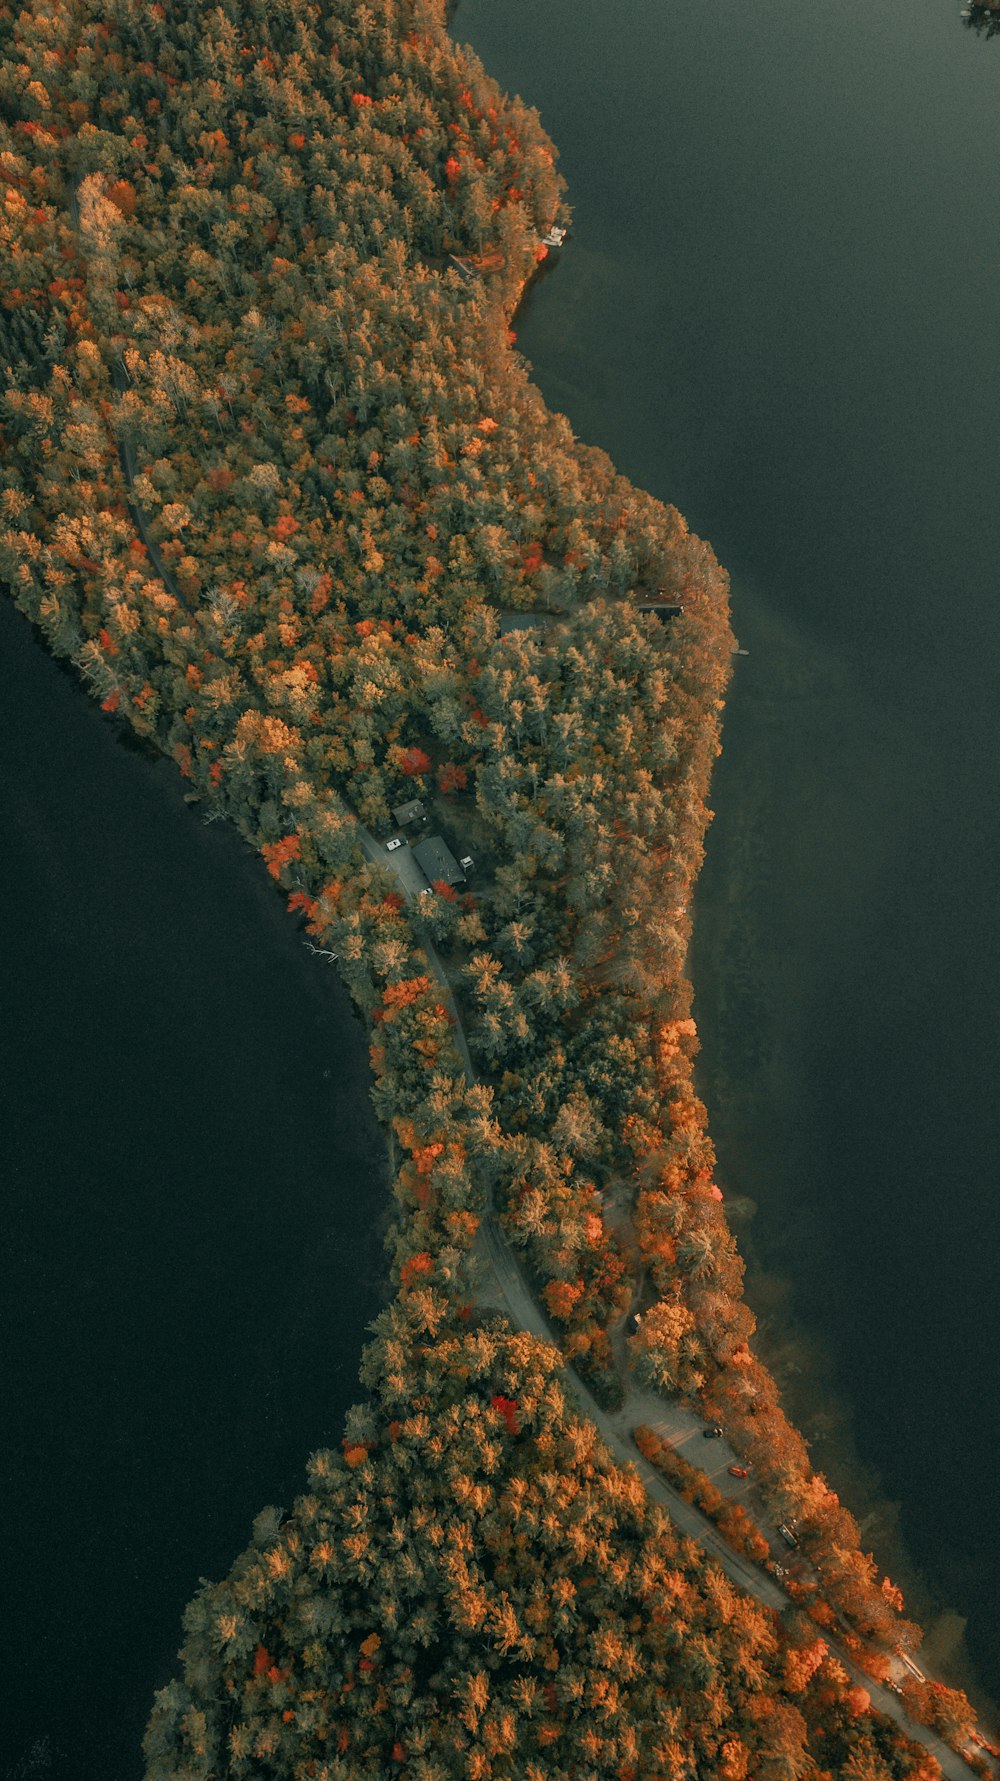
<box><xmin>458</xmin><ymin>0</ymin><xmax>1000</xmax><ymax>1704</ymax></box>
<box><xmin>0</xmin><ymin>598</ymin><xmax>389</xmax><ymax>1779</ymax></box>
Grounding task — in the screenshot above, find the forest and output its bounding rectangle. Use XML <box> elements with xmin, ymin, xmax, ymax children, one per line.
<box><xmin>0</xmin><ymin>0</ymin><xmax>988</xmax><ymax>1773</ymax></box>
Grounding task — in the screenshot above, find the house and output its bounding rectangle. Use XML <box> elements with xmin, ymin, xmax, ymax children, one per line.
<box><xmin>413</xmin><ymin>835</ymin><xmax>466</xmax><ymax>888</ymax></box>
<box><xmin>392</xmin><ymin>797</ymin><xmax>426</xmax><ymax>827</ymax></box>
<box><xmin>636</xmin><ymin>598</ymin><xmax>684</xmax><ymax>622</ymax></box>
<box><xmin>541</xmin><ymin>224</ymin><xmax>568</xmax><ymax>248</ymax></box>
<box><xmin>498</xmin><ymin>610</ymin><xmax>548</xmax><ymax>635</ymax></box>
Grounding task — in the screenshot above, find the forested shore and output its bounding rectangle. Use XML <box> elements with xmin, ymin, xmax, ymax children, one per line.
<box><xmin>0</xmin><ymin>0</ymin><xmax>988</xmax><ymax>1773</ymax></box>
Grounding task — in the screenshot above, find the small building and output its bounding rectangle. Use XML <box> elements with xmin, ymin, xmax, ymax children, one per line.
<box><xmin>414</xmin><ymin>835</ymin><xmax>466</xmax><ymax>889</ymax></box>
<box><xmin>541</xmin><ymin>224</ymin><xmax>568</xmax><ymax>248</ymax></box>
<box><xmin>392</xmin><ymin>798</ymin><xmax>426</xmax><ymax>828</ymax></box>
<box><xmin>498</xmin><ymin>609</ymin><xmax>548</xmax><ymax>636</ymax></box>
<box><xmin>636</xmin><ymin>599</ymin><xmax>684</xmax><ymax>622</ymax></box>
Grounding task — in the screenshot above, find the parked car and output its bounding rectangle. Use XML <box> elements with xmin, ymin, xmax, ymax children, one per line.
<box><xmin>702</xmin><ymin>1426</ymin><xmax>724</xmax><ymax>1439</ymax></box>
<box><xmin>728</xmin><ymin>1465</ymin><xmax>750</xmax><ymax>1478</ymax></box>
<box><xmin>386</xmin><ymin>837</ymin><xmax>403</xmax><ymax>851</ymax></box>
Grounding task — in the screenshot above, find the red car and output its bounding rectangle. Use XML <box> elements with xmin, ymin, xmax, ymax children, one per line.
<box><xmin>728</xmin><ymin>1465</ymin><xmax>750</xmax><ymax>1478</ymax></box>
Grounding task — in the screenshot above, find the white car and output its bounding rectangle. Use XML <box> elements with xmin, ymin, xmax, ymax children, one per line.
<box><xmin>386</xmin><ymin>837</ymin><xmax>403</xmax><ymax>851</ymax></box>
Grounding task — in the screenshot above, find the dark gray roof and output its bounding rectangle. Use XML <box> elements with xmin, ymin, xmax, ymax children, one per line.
<box><xmin>498</xmin><ymin>610</ymin><xmax>549</xmax><ymax>635</ymax></box>
<box><xmin>413</xmin><ymin>835</ymin><xmax>465</xmax><ymax>887</ymax></box>
<box><xmin>392</xmin><ymin>797</ymin><xmax>425</xmax><ymax>825</ymax></box>
<box><xmin>635</xmin><ymin>600</ymin><xmax>683</xmax><ymax>621</ymax></box>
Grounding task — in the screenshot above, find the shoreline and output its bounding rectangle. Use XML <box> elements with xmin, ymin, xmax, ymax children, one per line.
<box><xmin>688</xmin><ymin>586</ymin><xmax>999</xmax><ymax>1719</ymax></box>
<box><xmin>3</xmin><ymin>0</ymin><xmax>995</xmax><ymax>1769</ymax></box>
<box><xmin>450</xmin><ymin>1</ymin><xmax>998</xmax><ymax>1733</ymax></box>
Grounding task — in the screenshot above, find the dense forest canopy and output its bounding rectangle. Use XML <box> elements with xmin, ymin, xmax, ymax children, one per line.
<box><xmin>0</xmin><ymin>0</ymin><xmax>988</xmax><ymax>1774</ymax></box>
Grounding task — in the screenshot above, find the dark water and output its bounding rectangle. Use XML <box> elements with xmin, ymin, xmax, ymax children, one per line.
<box><xmin>459</xmin><ymin>0</ymin><xmax>1000</xmax><ymax>1703</ymax></box>
<box><xmin>1</xmin><ymin>598</ymin><xmax>389</xmax><ymax>1779</ymax></box>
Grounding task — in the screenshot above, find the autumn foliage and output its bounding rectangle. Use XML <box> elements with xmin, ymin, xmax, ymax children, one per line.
<box><xmin>0</xmin><ymin>0</ymin><xmax>973</xmax><ymax>1773</ymax></box>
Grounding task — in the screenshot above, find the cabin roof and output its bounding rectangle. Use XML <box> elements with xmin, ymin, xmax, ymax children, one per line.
<box><xmin>413</xmin><ymin>835</ymin><xmax>465</xmax><ymax>887</ymax></box>
<box><xmin>392</xmin><ymin>797</ymin><xmax>426</xmax><ymax>825</ymax></box>
<box><xmin>635</xmin><ymin>599</ymin><xmax>683</xmax><ymax>621</ymax></box>
<box><xmin>498</xmin><ymin>610</ymin><xmax>548</xmax><ymax>635</ymax></box>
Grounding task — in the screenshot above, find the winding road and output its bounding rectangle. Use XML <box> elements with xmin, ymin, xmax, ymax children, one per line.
<box><xmin>91</xmin><ymin>324</ymin><xmax>984</xmax><ymax>1781</ymax></box>
<box><xmin>361</xmin><ymin>826</ymin><xmax>983</xmax><ymax>1781</ymax></box>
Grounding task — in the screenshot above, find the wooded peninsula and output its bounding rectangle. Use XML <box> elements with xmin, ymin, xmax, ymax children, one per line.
<box><xmin>0</xmin><ymin>0</ymin><xmax>991</xmax><ymax>1776</ymax></box>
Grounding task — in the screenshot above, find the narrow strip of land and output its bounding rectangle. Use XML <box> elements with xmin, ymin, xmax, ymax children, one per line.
<box><xmin>364</xmin><ymin>819</ymin><xmax>981</xmax><ymax>1781</ymax></box>
<box><xmin>96</xmin><ymin>335</ymin><xmax>981</xmax><ymax>1779</ymax></box>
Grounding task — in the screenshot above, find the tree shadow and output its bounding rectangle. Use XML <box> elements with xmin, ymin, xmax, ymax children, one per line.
<box><xmin>962</xmin><ymin>4</ymin><xmax>1000</xmax><ymax>40</ymax></box>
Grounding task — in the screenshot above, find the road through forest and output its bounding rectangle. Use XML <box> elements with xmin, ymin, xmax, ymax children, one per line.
<box><xmin>92</xmin><ymin>292</ymin><xmax>981</xmax><ymax>1781</ymax></box>
<box><xmin>365</xmin><ymin>825</ymin><xmax>980</xmax><ymax>1781</ymax></box>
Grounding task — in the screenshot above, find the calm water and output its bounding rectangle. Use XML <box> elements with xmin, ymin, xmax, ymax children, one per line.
<box><xmin>460</xmin><ymin>0</ymin><xmax>1000</xmax><ymax>1702</ymax></box>
<box><xmin>1</xmin><ymin>599</ymin><xmax>389</xmax><ymax>1778</ymax></box>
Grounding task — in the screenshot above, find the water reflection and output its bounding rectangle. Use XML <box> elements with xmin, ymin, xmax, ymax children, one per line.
<box><xmin>961</xmin><ymin>3</ymin><xmax>1000</xmax><ymax>38</ymax></box>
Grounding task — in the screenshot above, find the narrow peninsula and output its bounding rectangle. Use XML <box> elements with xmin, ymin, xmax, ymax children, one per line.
<box><xmin>0</xmin><ymin>0</ymin><xmax>991</xmax><ymax>1776</ymax></box>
